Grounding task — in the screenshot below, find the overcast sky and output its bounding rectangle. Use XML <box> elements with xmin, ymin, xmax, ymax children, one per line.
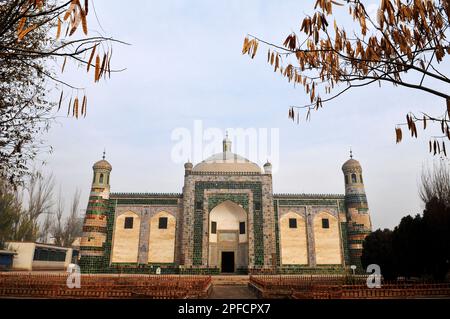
<box><xmin>39</xmin><ymin>0</ymin><xmax>449</xmax><ymax>230</ymax></box>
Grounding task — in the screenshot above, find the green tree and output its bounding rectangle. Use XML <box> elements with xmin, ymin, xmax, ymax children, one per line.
<box><xmin>392</xmin><ymin>214</ymin><xmax>426</xmax><ymax>278</ymax></box>
<box><xmin>0</xmin><ymin>180</ymin><xmax>21</xmax><ymax>249</ymax></box>
<box><xmin>422</xmin><ymin>197</ymin><xmax>450</xmax><ymax>280</ymax></box>
<box><xmin>361</xmin><ymin>228</ymin><xmax>397</xmax><ymax>280</ymax></box>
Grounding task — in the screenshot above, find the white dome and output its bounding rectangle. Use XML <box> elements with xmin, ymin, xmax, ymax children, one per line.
<box><xmin>192</xmin><ymin>151</ymin><xmax>261</xmax><ymax>173</ymax></box>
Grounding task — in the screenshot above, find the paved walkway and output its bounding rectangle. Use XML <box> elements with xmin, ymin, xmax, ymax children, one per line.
<box><xmin>208</xmin><ymin>285</ymin><xmax>257</xmax><ymax>299</ymax></box>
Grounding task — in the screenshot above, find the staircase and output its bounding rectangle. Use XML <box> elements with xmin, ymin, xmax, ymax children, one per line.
<box><xmin>208</xmin><ymin>275</ymin><xmax>257</xmax><ymax>299</ymax></box>
<box><xmin>211</xmin><ymin>275</ymin><xmax>250</xmax><ymax>286</ymax></box>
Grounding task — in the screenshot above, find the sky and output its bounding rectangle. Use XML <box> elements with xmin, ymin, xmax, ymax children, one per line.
<box><xmin>39</xmin><ymin>0</ymin><xmax>449</xmax><ymax>230</ymax></box>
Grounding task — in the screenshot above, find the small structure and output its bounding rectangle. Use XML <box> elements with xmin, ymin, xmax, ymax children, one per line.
<box><xmin>5</xmin><ymin>242</ymin><xmax>79</xmax><ymax>271</ymax></box>
<box><xmin>0</xmin><ymin>250</ymin><xmax>16</xmax><ymax>270</ymax></box>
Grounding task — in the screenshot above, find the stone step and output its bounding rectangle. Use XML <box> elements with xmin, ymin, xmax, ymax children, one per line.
<box><xmin>211</xmin><ymin>275</ymin><xmax>250</xmax><ymax>286</ymax></box>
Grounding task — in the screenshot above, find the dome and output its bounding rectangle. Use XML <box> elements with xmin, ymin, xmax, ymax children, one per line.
<box><xmin>192</xmin><ymin>151</ymin><xmax>261</xmax><ymax>173</ymax></box>
<box><xmin>93</xmin><ymin>159</ymin><xmax>112</xmax><ymax>171</ymax></box>
<box><xmin>342</xmin><ymin>158</ymin><xmax>361</xmax><ymax>171</ymax></box>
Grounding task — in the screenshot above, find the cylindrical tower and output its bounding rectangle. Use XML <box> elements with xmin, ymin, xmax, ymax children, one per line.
<box><xmin>79</xmin><ymin>152</ymin><xmax>112</xmax><ymax>273</ymax></box>
<box><xmin>342</xmin><ymin>151</ymin><xmax>372</xmax><ymax>271</ymax></box>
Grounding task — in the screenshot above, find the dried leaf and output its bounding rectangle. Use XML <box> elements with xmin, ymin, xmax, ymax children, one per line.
<box><xmin>56</xmin><ymin>18</ymin><xmax>62</xmax><ymax>40</ymax></box>
<box><xmin>61</xmin><ymin>56</ymin><xmax>67</xmax><ymax>73</ymax></box>
<box><xmin>17</xmin><ymin>17</ymin><xmax>27</xmax><ymax>35</ymax></box>
<box><xmin>94</xmin><ymin>54</ymin><xmax>100</xmax><ymax>82</ymax></box>
<box><xmin>18</xmin><ymin>24</ymin><xmax>38</xmax><ymax>40</ymax></box>
<box><xmin>73</xmin><ymin>97</ymin><xmax>79</xmax><ymax>118</ymax></box>
<box><xmin>57</xmin><ymin>91</ymin><xmax>63</xmax><ymax>112</ymax></box>
<box><xmin>81</xmin><ymin>95</ymin><xmax>87</xmax><ymax>117</ymax></box>
<box><xmin>87</xmin><ymin>44</ymin><xmax>97</xmax><ymax>72</ymax></box>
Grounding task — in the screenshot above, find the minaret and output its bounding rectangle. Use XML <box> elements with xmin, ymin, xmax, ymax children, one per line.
<box><xmin>342</xmin><ymin>150</ymin><xmax>372</xmax><ymax>271</ymax></box>
<box><xmin>223</xmin><ymin>131</ymin><xmax>232</xmax><ymax>152</ymax></box>
<box><xmin>79</xmin><ymin>151</ymin><xmax>112</xmax><ymax>273</ymax></box>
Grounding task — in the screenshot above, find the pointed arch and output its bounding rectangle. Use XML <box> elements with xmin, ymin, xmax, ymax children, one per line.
<box><xmin>279</xmin><ymin>212</ymin><xmax>308</xmax><ymax>265</ymax></box>
<box><xmin>313</xmin><ymin>211</ymin><xmax>341</xmax><ymax>265</ymax></box>
<box><xmin>111</xmin><ymin>211</ymin><xmax>140</xmax><ymax>263</ymax></box>
<box><xmin>148</xmin><ymin>211</ymin><xmax>176</xmax><ymax>263</ymax></box>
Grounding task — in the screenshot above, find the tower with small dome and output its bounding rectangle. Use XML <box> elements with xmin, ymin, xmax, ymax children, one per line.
<box><xmin>79</xmin><ymin>151</ymin><xmax>112</xmax><ymax>271</ymax></box>
<box><xmin>342</xmin><ymin>150</ymin><xmax>372</xmax><ymax>270</ymax></box>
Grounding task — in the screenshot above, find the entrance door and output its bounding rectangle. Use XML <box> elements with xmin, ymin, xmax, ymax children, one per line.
<box><xmin>221</xmin><ymin>251</ymin><xmax>235</xmax><ymax>273</ymax></box>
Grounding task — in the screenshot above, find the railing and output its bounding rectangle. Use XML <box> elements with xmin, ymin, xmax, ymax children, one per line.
<box><xmin>249</xmin><ymin>275</ymin><xmax>450</xmax><ymax>299</ymax></box>
<box><xmin>0</xmin><ymin>273</ymin><xmax>211</xmax><ymax>299</ymax></box>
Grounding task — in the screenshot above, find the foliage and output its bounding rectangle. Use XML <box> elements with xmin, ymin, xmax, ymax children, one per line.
<box><xmin>0</xmin><ymin>180</ymin><xmax>21</xmax><ymax>249</ymax></box>
<box><xmin>361</xmin><ymin>229</ymin><xmax>397</xmax><ymax>280</ymax></box>
<box><xmin>51</xmin><ymin>188</ymin><xmax>82</xmax><ymax>247</ymax></box>
<box><xmin>0</xmin><ymin>0</ymin><xmax>120</xmax><ymax>187</ymax></box>
<box><xmin>362</xmin><ymin>161</ymin><xmax>450</xmax><ymax>280</ymax></box>
<box><xmin>242</xmin><ymin>0</ymin><xmax>450</xmax><ymax>155</ymax></box>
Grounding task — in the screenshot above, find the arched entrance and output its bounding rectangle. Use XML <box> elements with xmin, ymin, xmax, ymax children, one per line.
<box><xmin>208</xmin><ymin>200</ymin><xmax>248</xmax><ymax>273</ymax></box>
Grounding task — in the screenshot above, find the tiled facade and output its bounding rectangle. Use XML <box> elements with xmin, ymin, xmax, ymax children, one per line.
<box><xmin>79</xmin><ymin>143</ymin><xmax>372</xmax><ymax>274</ymax></box>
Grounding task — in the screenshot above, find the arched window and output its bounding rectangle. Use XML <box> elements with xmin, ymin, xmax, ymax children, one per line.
<box><xmin>345</xmin><ymin>175</ymin><xmax>349</xmax><ymax>185</ymax></box>
<box><xmin>107</xmin><ymin>174</ymin><xmax>110</xmax><ymax>184</ymax></box>
<box><xmin>359</xmin><ymin>174</ymin><xmax>363</xmax><ymax>183</ymax></box>
<box><xmin>351</xmin><ymin>174</ymin><xmax>357</xmax><ymax>183</ymax></box>
<box><xmin>93</xmin><ymin>173</ymin><xmax>96</xmax><ymax>183</ymax></box>
<box><xmin>99</xmin><ymin>173</ymin><xmax>104</xmax><ymax>184</ymax></box>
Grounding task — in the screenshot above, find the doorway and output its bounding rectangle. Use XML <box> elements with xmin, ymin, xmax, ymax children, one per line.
<box><xmin>221</xmin><ymin>251</ymin><xmax>235</xmax><ymax>273</ymax></box>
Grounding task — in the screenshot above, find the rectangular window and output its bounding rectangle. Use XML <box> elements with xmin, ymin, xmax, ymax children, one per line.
<box><xmin>158</xmin><ymin>217</ymin><xmax>168</xmax><ymax>229</ymax></box>
<box><xmin>211</xmin><ymin>221</ymin><xmax>217</xmax><ymax>234</ymax></box>
<box><xmin>195</xmin><ymin>201</ymin><xmax>203</xmax><ymax>210</ymax></box>
<box><xmin>322</xmin><ymin>218</ymin><xmax>330</xmax><ymax>229</ymax></box>
<box><xmin>289</xmin><ymin>218</ymin><xmax>297</xmax><ymax>228</ymax></box>
<box><xmin>239</xmin><ymin>222</ymin><xmax>246</xmax><ymax>234</ymax></box>
<box><xmin>254</xmin><ymin>202</ymin><xmax>261</xmax><ymax>210</ymax></box>
<box><xmin>124</xmin><ymin>217</ymin><xmax>134</xmax><ymax>229</ymax></box>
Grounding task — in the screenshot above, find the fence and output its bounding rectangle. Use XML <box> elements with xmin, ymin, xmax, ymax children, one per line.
<box><xmin>249</xmin><ymin>275</ymin><xmax>450</xmax><ymax>299</ymax></box>
<box><xmin>0</xmin><ymin>273</ymin><xmax>212</xmax><ymax>299</ymax></box>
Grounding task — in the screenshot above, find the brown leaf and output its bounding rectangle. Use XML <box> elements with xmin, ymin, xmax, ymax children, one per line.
<box><xmin>18</xmin><ymin>24</ymin><xmax>38</xmax><ymax>40</ymax></box>
<box><xmin>17</xmin><ymin>17</ymin><xmax>27</xmax><ymax>35</ymax></box>
<box><xmin>57</xmin><ymin>91</ymin><xmax>63</xmax><ymax>112</ymax></box>
<box><xmin>87</xmin><ymin>44</ymin><xmax>97</xmax><ymax>72</ymax></box>
<box><xmin>61</xmin><ymin>57</ymin><xmax>67</xmax><ymax>73</ymax></box>
<box><xmin>80</xmin><ymin>9</ymin><xmax>88</xmax><ymax>35</ymax></box>
<box><xmin>56</xmin><ymin>18</ymin><xmax>62</xmax><ymax>39</ymax></box>
<box><xmin>81</xmin><ymin>95</ymin><xmax>87</xmax><ymax>117</ymax></box>
<box><xmin>94</xmin><ymin>54</ymin><xmax>100</xmax><ymax>82</ymax></box>
<box><xmin>73</xmin><ymin>97</ymin><xmax>79</xmax><ymax>118</ymax></box>
<box><xmin>64</xmin><ymin>1</ymin><xmax>77</xmax><ymax>21</ymax></box>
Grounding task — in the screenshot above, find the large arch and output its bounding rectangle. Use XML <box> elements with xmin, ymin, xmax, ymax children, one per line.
<box><xmin>111</xmin><ymin>211</ymin><xmax>141</xmax><ymax>263</ymax></box>
<box><xmin>148</xmin><ymin>211</ymin><xmax>176</xmax><ymax>263</ymax></box>
<box><xmin>313</xmin><ymin>211</ymin><xmax>342</xmax><ymax>265</ymax></box>
<box><xmin>280</xmin><ymin>212</ymin><xmax>308</xmax><ymax>265</ymax></box>
<box><xmin>208</xmin><ymin>200</ymin><xmax>248</xmax><ymax>272</ymax></box>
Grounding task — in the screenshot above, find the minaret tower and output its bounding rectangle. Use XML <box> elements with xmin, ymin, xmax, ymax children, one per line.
<box><xmin>342</xmin><ymin>150</ymin><xmax>372</xmax><ymax>271</ymax></box>
<box><xmin>79</xmin><ymin>151</ymin><xmax>112</xmax><ymax>272</ymax></box>
<box><xmin>223</xmin><ymin>131</ymin><xmax>232</xmax><ymax>152</ymax></box>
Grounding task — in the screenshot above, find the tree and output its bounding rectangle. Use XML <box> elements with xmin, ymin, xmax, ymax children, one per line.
<box><xmin>422</xmin><ymin>197</ymin><xmax>450</xmax><ymax>280</ymax></box>
<box><xmin>51</xmin><ymin>189</ymin><xmax>82</xmax><ymax>247</ymax></box>
<box><xmin>391</xmin><ymin>214</ymin><xmax>426</xmax><ymax>278</ymax></box>
<box><xmin>0</xmin><ymin>180</ymin><xmax>21</xmax><ymax>248</ymax></box>
<box><xmin>419</xmin><ymin>160</ymin><xmax>450</xmax><ymax>207</ymax></box>
<box><xmin>242</xmin><ymin>0</ymin><xmax>450</xmax><ymax>156</ymax></box>
<box><xmin>0</xmin><ymin>0</ymin><xmax>122</xmax><ymax>187</ymax></box>
<box><xmin>361</xmin><ymin>228</ymin><xmax>398</xmax><ymax>280</ymax></box>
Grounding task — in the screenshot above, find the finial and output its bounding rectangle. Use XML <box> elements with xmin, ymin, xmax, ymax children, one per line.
<box><xmin>102</xmin><ymin>149</ymin><xmax>106</xmax><ymax>160</ymax></box>
<box><xmin>349</xmin><ymin>147</ymin><xmax>353</xmax><ymax>159</ymax></box>
<box><xmin>225</xmin><ymin>130</ymin><xmax>229</xmax><ymax>139</ymax></box>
